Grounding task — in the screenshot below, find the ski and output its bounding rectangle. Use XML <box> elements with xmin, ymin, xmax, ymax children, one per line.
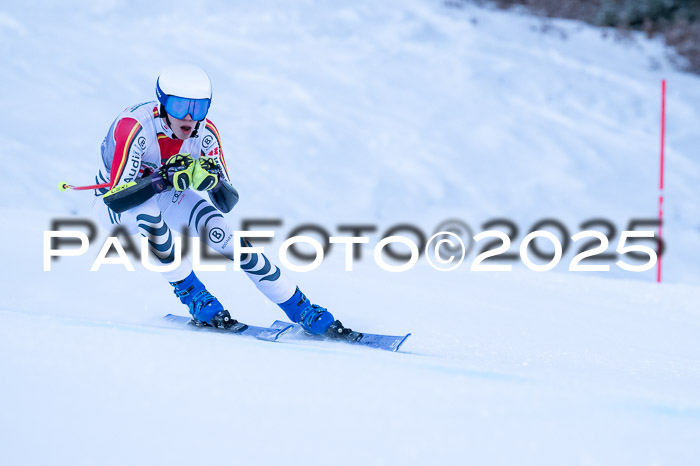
<box><xmin>163</xmin><ymin>314</ymin><xmax>292</xmax><ymax>342</ymax></box>
<box><xmin>269</xmin><ymin>320</ymin><xmax>411</xmax><ymax>352</ymax></box>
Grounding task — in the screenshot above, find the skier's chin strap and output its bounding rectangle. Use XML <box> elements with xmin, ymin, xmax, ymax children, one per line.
<box><xmin>159</xmin><ymin>104</ymin><xmax>201</xmax><ymax>139</ymax></box>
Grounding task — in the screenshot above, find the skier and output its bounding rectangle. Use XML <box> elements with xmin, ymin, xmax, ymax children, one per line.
<box><xmin>91</xmin><ymin>63</ymin><xmax>356</xmax><ymax>339</ymax></box>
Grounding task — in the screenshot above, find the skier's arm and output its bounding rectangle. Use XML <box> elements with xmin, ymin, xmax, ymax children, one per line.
<box><xmin>102</xmin><ymin>175</ymin><xmax>166</xmax><ymax>213</ymax></box>
<box><xmin>200</xmin><ymin>120</ymin><xmax>239</xmax><ymax>213</ymax></box>
<box><xmin>209</xmin><ymin>178</ymin><xmax>239</xmax><ymax>213</ymax></box>
<box><xmin>104</xmin><ymin>154</ymin><xmax>194</xmax><ymax>213</ymax></box>
<box><xmin>191</xmin><ymin>156</ymin><xmax>239</xmax><ymax>213</ymax></box>
<box><xmin>107</xmin><ymin>118</ymin><xmax>144</xmax><ymax>189</ymax></box>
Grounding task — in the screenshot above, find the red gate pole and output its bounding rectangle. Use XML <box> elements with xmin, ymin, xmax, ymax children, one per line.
<box><xmin>657</xmin><ymin>79</ymin><xmax>666</xmax><ymax>283</ymax></box>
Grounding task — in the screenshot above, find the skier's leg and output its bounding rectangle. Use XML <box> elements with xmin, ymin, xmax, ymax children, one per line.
<box><xmin>160</xmin><ymin>190</ymin><xmax>296</xmax><ymax>300</ymax></box>
<box><xmin>92</xmin><ymin>195</ymin><xmax>233</xmax><ymax>328</ymax></box>
<box><xmin>92</xmin><ymin>195</ymin><xmax>190</xmax><ymax>281</ymax></box>
<box><xmin>162</xmin><ymin>191</ymin><xmax>339</xmax><ymax>334</ymax></box>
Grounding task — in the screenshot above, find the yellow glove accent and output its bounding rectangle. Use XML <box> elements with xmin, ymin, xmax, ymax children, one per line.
<box><xmin>192</xmin><ymin>156</ymin><xmax>220</xmax><ymax>191</ymax></box>
<box><xmin>164</xmin><ymin>153</ymin><xmax>194</xmax><ymax>191</ymax></box>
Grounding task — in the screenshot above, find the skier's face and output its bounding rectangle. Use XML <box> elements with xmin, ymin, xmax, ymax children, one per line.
<box><xmin>169</xmin><ymin>114</ymin><xmax>196</xmax><ymax>139</ymax></box>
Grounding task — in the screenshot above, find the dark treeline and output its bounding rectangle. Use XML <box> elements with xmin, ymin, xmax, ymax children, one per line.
<box><xmin>455</xmin><ymin>1</ymin><xmax>700</xmax><ymax>73</ymax></box>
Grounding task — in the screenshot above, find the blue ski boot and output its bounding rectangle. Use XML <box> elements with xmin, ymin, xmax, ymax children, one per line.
<box><xmin>278</xmin><ymin>287</ymin><xmax>360</xmax><ymax>341</ymax></box>
<box><xmin>170</xmin><ymin>271</ymin><xmax>234</xmax><ymax>329</ymax></box>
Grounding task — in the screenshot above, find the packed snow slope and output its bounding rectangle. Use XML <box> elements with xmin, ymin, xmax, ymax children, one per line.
<box><xmin>1</xmin><ymin>1</ymin><xmax>700</xmax><ymax>465</ymax></box>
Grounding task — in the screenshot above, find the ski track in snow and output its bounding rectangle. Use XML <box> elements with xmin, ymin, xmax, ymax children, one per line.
<box><xmin>1</xmin><ymin>1</ymin><xmax>700</xmax><ymax>465</ymax></box>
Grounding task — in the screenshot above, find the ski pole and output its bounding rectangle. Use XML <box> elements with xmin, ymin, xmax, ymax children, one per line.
<box><xmin>58</xmin><ymin>181</ymin><xmax>111</xmax><ymax>191</ymax></box>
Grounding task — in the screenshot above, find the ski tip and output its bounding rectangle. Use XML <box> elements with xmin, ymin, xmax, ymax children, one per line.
<box><xmin>394</xmin><ymin>333</ymin><xmax>412</xmax><ymax>352</ymax></box>
<box><xmin>255</xmin><ymin>324</ymin><xmax>294</xmax><ymax>342</ymax></box>
<box><xmin>163</xmin><ymin>314</ymin><xmax>190</xmax><ymax>324</ymax></box>
<box><xmin>58</xmin><ymin>181</ymin><xmax>70</xmax><ymax>191</ymax></box>
<box><xmin>275</xmin><ymin>324</ymin><xmax>294</xmax><ymax>339</ymax></box>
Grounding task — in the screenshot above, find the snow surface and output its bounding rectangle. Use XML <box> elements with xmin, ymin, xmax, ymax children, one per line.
<box><xmin>1</xmin><ymin>1</ymin><xmax>700</xmax><ymax>465</ymax></box>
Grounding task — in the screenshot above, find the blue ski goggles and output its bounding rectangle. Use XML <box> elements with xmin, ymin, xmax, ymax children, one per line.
<box><xmin>162</xmin><ymin>95</ymin><xmax>211</xmax><ymax>121</ymax></box>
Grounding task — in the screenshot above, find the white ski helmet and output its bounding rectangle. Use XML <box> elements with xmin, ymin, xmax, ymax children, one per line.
<box><xmin>156</xmin><ymin>63</ymin><xmax>212</xmax><ymax>121</ymax></box>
